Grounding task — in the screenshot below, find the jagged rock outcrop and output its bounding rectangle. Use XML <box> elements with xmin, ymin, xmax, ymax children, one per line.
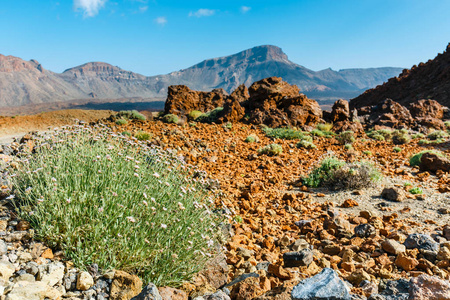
<box><xmin>330</xmin><ymin>99</ymin><xmax>350</xmax><ymax>123</ymax></box>
<box><xmin>351</xmin><ymin>43</ymin><xmax>450</xmax><ymax>109</ymax></box>
<box><xmin>357</xmin><ymin>99</ymin><xmax>413</xmax><ymax>129</ymax></box>
<box><xmin>164</xmin><ymin>86</ymin><xmax>227</xmax><ymax>116</ymax></box>
<box><xmin>246</xmin><ymin>77</ymin><xmax>322</xmax><ymax>128</ymax></box>
<box><xmin>216</xmin><ymin>85</ymin><xmax>249</xmax><ymax>124</ymax></box>
<box><xmin>163</xmin><ymin>77</ymin><xmax>322</xmax><ymax>128</ymax></box>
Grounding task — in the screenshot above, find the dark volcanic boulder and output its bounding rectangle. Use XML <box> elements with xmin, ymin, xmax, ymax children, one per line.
<box><xmin>164</xmin><ymin>85</ymin><xmax>227</xmax><ymax>116</ymax></box>
<box><xmin>357</xmin><ymin>99</ymin><xmax>413</xmax><ymax>129</ymax></box>
<box><xmin>330</xmin><ymin>99</ymin><xmax>350</xmax><ymax>122</ymax></box>
<box><xmin>419</xmin><ymin>152</ymin><xmax>450</xmax><ymax>173</ymax></box>
<box><xmin>247</xmin><ymin>77</ymin><xmax>322</xmax><ymax>128</ymax></box>
<box><xmin>409</xmin><ymin>99</ymin><xmax>446</xmax><ymax>119</ymax></box>
<box><xmin>332</xmin><ymin>120</ymin><xmax>364</xmax><ymax>134</ymax></box>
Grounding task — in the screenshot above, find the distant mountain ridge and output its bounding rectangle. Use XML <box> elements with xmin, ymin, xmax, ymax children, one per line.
<box><xmin>0</xmin><ymin>46</ymin><xmax>403</xmax><ymax>107</ymax></box>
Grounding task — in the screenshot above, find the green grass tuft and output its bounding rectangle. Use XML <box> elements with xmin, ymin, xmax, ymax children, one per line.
<box><xmin>134</xmin><ymin>131</ymin><xmax>151</xmax><ymax>141</ymax></box>
<box><xmin>409</xmin><ymin>187</ymin><xmax>423</xmax><ymax>194</ymax></box>
<box><xmin>196</xmin><ymin>107</ymin><xmax>224</xmax><ymax>123</ymax></box>
<box><xmin>162</xmin><ymin>114</ymin><xmax>179</xmax><ymax>124</ymax></box>
<box><xmin>115</xmin><ymin>119</ymin><xmax>128</xmax><ymax>126</ymax></box>
<box><xmin>188</xmin><ymin>110</ymin><xmax>203</xmax><ymax>121</ymax></box>
<box><xmin>11</xmin><ymin>126</ymin><xmax>219</xmax><ymax>287</ymax></box>
<box><xmin>257</xmin><ymin>143</ymin><xmax>283</xmax><ymax>156</ymax></box>
<box><xmin>297</xmin><ymin>140</ymin><xmax>317</xmax><ymax>149</ymax></box>
<box><xmin>245</xmin><ymin>134</ymin><xmax>259</xmax><ymax>143</ymax></box>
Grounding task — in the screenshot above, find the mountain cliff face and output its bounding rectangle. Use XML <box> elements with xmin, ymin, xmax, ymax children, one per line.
<box><xmin>351</xmin><ymin>43</ymin><xmax>450</xmax><ymax>109</ymax></box>
<box><xmin>0</xmin><ymin>46</ymin><xmax>403</xmax><ymax>107</ymax></box>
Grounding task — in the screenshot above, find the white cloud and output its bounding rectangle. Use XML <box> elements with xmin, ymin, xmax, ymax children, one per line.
<box><xmin>189</xmin><ymin>8</ymin><xmax>215</xmax><ymax>18</ymax></box>
<box><xmin>241</xmin><ymin>6</ymin><xmax>251</xmax><ymax>13</ymax></box>
<box><xmin>74</xmin><ymin>0</ymin><xmax>107</xmax><ymax>17</ymax></box>
<box><xmin>139</xmin><ymin>6</ymin><xmax>148</xmax><ymax>13</ymax></box>
<box><xmin>155</xmin><ymin>16</ymin><xmax>167</xmax><ymax>25</ymax></box>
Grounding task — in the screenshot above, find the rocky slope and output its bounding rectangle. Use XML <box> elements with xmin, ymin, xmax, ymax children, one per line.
<box><xmin>351</xmin><ymin>43</ymin><xmax>450</xmax><ymax>109</ymax></box>
<box><xmin>0</xmin><ymin>46</ymin><xmax>402</xmax><ymax>108</ymax></box>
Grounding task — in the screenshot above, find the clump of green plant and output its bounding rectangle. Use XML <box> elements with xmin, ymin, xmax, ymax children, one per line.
<box><xmin>262</xmin><ymin>126</ymin><xmax>308</xmax><ymax>140</ymax></box>
<box><xmin>409</xmin><ymin>187</ymin><xmax>423</xmax><ymax>194</ymax></box>
<box><xmin>367</xmin><ymin>129</ymin><xmax>393</xmax><ymax>141</ymax></box>
<box><xmin>445</xmin><ymin>121</ymin><xmax>450</xmax><ymax>129</ymax></box>
<box><xmin>115</xmin><ymin>118</ymin><xmax>128</xmax><ymax>126</ymax></box>
<box><xmin>162</xmin><ymin>114</ymin><xmax>179</xmax><ymax>124</ymax></box>
<box><xmin>344</xmin><ymin>144</ymin><xmax>353</xmax><ymax>150</ymax></box>
<box><xmin>411</xmin><ymin>133</ymin><xmax>425</xmax><ymax>139</ymax></box>
<box><xmin>427</xmin><ymin>130</ymin><xmax>449</xmax><ymax>140</ymax></box>
<box><xmin>418</xmin><ymin>139</ymin><xmax>445</xmax><ymax>145</ymax></box>
<box><xmin>404</xmin><ymin>182</ymin><xmax>412</xmax><ymax>187</ymax></box>
<box><xmin>122</xmin><ymin>131</ymin><xmax>131</xmax><ymax>137</ymax></box>
<box><xmin>409</xmin><ymin>150</ymin><xmax>446</xmax><ymax>167</ymax></box>
<box><xmin>302</xmin><ymin>157</ymin><xmax>381</xmax><ymax>190</ymax></box>
<box><xmin>257</xmin><ymin>143</ymin><xmax>283</xmax><ymax>156</ymax></box>
<box><xmin>297</xmin><ymin>140</ymin><xmax>316</xmax><ymax>149</ymax></box>
<box><xmin>134</xmin><ymin>131</ymin><xmax>151</xmax><ymax>141</ymax></box>
<box><xmin>302</xmin><ymin>157</ymin><xmax>345</xmax><ymax>188</ymax></box>
<box><xmin>196</xmin><ymin>107</ymin><xmax>224</xmax><ymax>123</ymax></box>
<box><xmin>336</xmin><ymin>131</ymin><xmax>355</xmax><ymax>145</ymax></box>
<box><xmin>392</xmin><ymin>129</ymin><xmax>410</xmax><ymax>145</ymax></box>
<box><xmin>317</xmin><ymin>123</ymin><xmax>333</xmax><ymax>132</ymax></box>
<box><xmin>363</xmin><ymin>150</ymin><xmax>372</xmax><ymax>156</ymax></box>
<box><xmin>224</xmin><ymin>122</ymin><xmax>232</xmax><ymax>130</ymax></box>
<box><xmin>188</xmin><ymin>110</ymin><xmax>203</xmax><ymax>121</ymax></box>
<box><xmin>393</xmin><ymin>147</ymin><xmax>402</xmax><ymax>153</ymax></box>
<box><xmin>11</xmin><ymin>126</ymin><xmax>219</xmax><ymax>286</ymax></box>
<box><xmin>245</xmin><ymin>134</ymin><xmax>259</xmax><ymax>143</ymax></box>
<box><xmin>189</xmin><ymin>122</ymin><xmax>197</xmax><ymax>127</ymax></box>
<box><xmin>118</xmin><ymin>110</ymin><xmax>146</xmax><ymax>121</ymax></box>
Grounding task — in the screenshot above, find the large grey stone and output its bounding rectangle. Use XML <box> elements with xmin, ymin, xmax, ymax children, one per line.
<box><xmin>283</xmin><ymin>249</ymin><xmax>313</xmax><ymax>267</ymax></box>
<box><xmin>131</xmin><ymin>283</ymin><xmax>162</xmax><ymax>300</ymax></box>
<box><xmin>404</xmin><ymin>234</ymin><xmax>438</xmax><ymax>252</ymax></box>
<box><xmin>292</xmin><ymin>268</ymin><xmax>351</xmax><ymax>300</ymax></box>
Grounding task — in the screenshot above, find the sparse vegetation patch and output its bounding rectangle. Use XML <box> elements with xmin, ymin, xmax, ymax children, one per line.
<box><xmin>11</xmin><ymin>126</ymin><xmax>219</xmax><ymax>286</ymax></box>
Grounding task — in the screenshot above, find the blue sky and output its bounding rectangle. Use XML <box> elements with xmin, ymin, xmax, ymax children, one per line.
<box><xmin>1</xmin><ymin>0</ymin><xmax>450</xmax><ymax>76</ymax></box>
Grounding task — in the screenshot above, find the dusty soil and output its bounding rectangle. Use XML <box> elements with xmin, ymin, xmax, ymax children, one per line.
<box><xmin>0</xmin><ymin>109</ymin><xmax>114</xmax><ymax>142</ymax></box>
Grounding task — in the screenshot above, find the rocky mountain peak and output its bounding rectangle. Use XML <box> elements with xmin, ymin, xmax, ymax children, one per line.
<box><xmin>0</xmin><ymin>54</ymin><xmax>44</xmax><ymax>73</ymax></box>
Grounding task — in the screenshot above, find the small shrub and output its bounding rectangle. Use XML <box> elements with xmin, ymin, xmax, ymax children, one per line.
<box><xmin>115</xmin><ymin>119</ymin><xmax>128</xmax><ymax>126</ymax></box>
<box><xmin>418</xmin><ymin>138</ymin><xmax>444</xmax><ymax>145</ymax></box>
<box><xmin>427</xmin><ymin>130</ymin><xmax>448</xmax><ymax>140</ymax></box>
<box><xmin>328</xmin><ymin>161</ymin><xmax>382</xmax><ymax>190</ymax></box>
<box><xmin>392</xmin><ymin>129</ymin><xmax>410</xmax><ymax>145</ymax></box>
<box><xmin>257</xmin><ymin>144</ymin><xmax>283</xmax><ymax>156</ymax></box>
<box><xmin>11</xmin><ymin>126</ymin><xmax>219</xmax><ymax>286</ymax></box>
<box><xmin>310</xmin><ymin>129</ymin><xmax>325</xmax><ymax>137</ymax></box>
<box><xmin>344</xmin><ymin>144</ymin><xmax>353</xmax><ymax>150</ymax></box>
<box><xmin>404</xmin><ymin>182</ymin><xmax>412</xmax><ymax>187</ymax></box>
<box><xmin>302</xmin><ymin>157</ymin><xmax>345</xmax><ymax>188</ymax></box>
<box><xmin>411</xmin><ymin>133</ymin><xmax>425</xmax><ymax>139</ymax></box>
<box><xmin>297</xmin><ymin>140</ymin><xmax>317</xmax><ymax>149</ymax></box>
<box><xmin>363</xmin><ymin>151</ymin><xmax>372</xmax><ymax>156</ymax></box>
<box><xmin>303</xmin><ymin>157</ymin><xmax>381</xmax><ymax>190</ymax></box>
<box><xmin>317</xmin><ymin>123</ymin><xmax>333</xmax><ymax>132</ymax></box>
<box><xmin>188</xmin><ymin>110</ymin><xmax>203</xmax><ymax>120</ymax></box>
<box><xmin>118</xmin><ymin>110</ymin><xmax>146</xmax><ymax>121</ymax></box>
<box><xmin>444</xmin><ymin>121</ymin><xmax>450</xmax><ymax>129</ymax></box>
<box><xmin>162</xmin><ymin>114</ymin><xmax>179</xmax><ymax>124</ymax></box>
<box><xmin>224</xmin><ymin>122</ymin><xmax>232</xmax><ymax>130</ymax></box>
<box><xmin>134</xmin><ymin>131</ymin><xmax>151</xmax><ymax>141</ymax></box>
<box><xmin>367</xmin><ymin>129</ymin><xmax>392</xmax><ymax>141</ymax></box>
<box><xmin>196</xmin><ymin>107</ymin><xmax>224</xmax><ymax>123</ymax></box>
<box><xmin>393</xmin><ymin>147</ymin><xmax>402</xmax><ymax>153</ymax></box>
<box><xmin>122</xmin><ymin>131</ymin><xmax>131</xmax><ymax>137</ymax></box>
<box><xmin>409</xmin><ymin>187</ymin><xmax>423</xmax><ymax>194</ymax></box>
<box><xmin>245</xmin><ymin>134</ymin><xmax>259</xmax><ymax>143</ymax></box>
<box><xmin>409</xmin><ymin>150</ymin><xmax>446</xmax><ymax>167</ymax></box>
<box><xmin>262</xmin><ymin>127</ymin><xmax>307</xmax><ymax>140</ymax></box>
<box><xmin>189</xmin><ymin>122</ymin><xmax>197</xmax><ymax>127</ymax></box>
<box><xmin>337</xmin><ymin>131</ymin><xmax>355</xmax><ymax>145</ymax></box>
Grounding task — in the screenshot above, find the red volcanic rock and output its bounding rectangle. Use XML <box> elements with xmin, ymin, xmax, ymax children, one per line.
<box><xmin>415</xmin><ymin>117</ymin><xmax>446</xmax><ymax>131</ymax></box>
<box><xmin>247</xmin><ymin>77</ymin><xmax>322</xmax><ymax>128</ymax></box>
<box><xmin>351</xmin><ymin>43</ymin><xmax>450</xmax><ymax>109</ymax></box>
<box><xmin>409</xmin><ymin>99</ymin><xmax>446</xmax><ymax>119</ymax></box>
<box><xmin>409</xmin><ymin>274</ymin><xmax>450</xmax><ymax>300</ymax></box>
<box><xmin>419</xmin><ymin>152</ymin><xmax>450</xmax><ymax>173</ymax></box>
<box><xmin>164</xmin><ymin>85</ymin><xmax>227</xmax><ymax>116</ymax></box>
<box><xmin>332</xmin><ymin>120</ymin><xmax>364</xmax><ymax>134</ymax></box>
<box><xmin>217</xmin><ymin>85</ymin><xmax>249</xmax><ymax>124</ymax></box>
<box><xmin>330</xmin><ymin>99</ymin><xmax>350</xmax><ymax>122</ymax></box>
<box><xmin>357</xmin><ymin>99</ymin><xmax>413</xmax><ymax>129</ymax></box>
